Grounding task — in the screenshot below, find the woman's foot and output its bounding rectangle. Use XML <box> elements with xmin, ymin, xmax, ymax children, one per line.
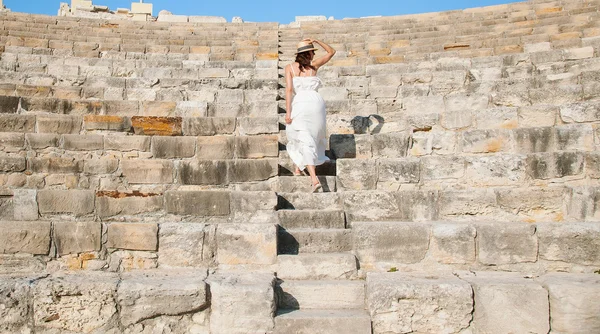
<box><xmin>312</xmin><ymin>182</ymin><xmax>322</xmax><ymax>193</ymax></box>
<box><xmin>293</xmin><ymin>168</ymin><xmax>304</xmax><ymax>176</ymax></box>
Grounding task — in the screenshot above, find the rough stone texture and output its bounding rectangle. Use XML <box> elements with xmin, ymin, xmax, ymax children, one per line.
<box><xmin>104</xmin><ymin>135</ymin><xmax>151</xmax><ymax>151</ymax></box>
<box><xmin>84</xmin><ymin>115</ymin><xmax>131</xmax><ymax>131</ymax></box>
<box><xmin>33</xmin><ymin>272</ymin><xmax>119</xmax><ymax>333</ymax></box>
<box><xmin>228</xmin><ymin>159</ymin><xmax>278</xmax><ymax>183</ymax></box>
<box><xmin>151</xmin><ymin>136</ymin><xmax>196</xmax><ymax>159</ymax></box>
<box><xmin>278</xmin><ymin>280</ymin><xmax>365</xmax><ymax>310</ymax></box>
<box><xmin>343</xmin><ymin>191</ymin><xmax>400</xmax><ymax>221</ymax></box>
<box><xmin>463</xmin><ymin>272</ymin><xmax>549</xmax><ymax>334</ymax></box>
<box><xmin>37</xmin><ymin>114</ymin><xmax>82</xmax><ymax>134</ymax></box>
<box><xmin>197</xmin><ymin>136</ymin><xmax>235</xmax><ymax>159</ymax></box>
<box><xmin>183</xmin><ymin>117</ymin><xmax>236</xmax><ymax>136</ymax></box>
<box><xmin>496</xmin><ymin>187</ymin><xmax>566</xmax><ymax>221</ymax></box>
<box><xmin>431</xmin><ymin>223</ymin><xmax>476</xmax><ymax>264</ymax></box>
<box><xmin>165</xmin><ymin>191</ymin><xmax>230</xmax><ymax>216</ymax></box>
<box><xmin>29</xmin><ymin>157</ymin><xmax>83</xmax><ymax>174</ymax></box>
<box><xmin>158</xmin><ymin>223</ymin><xmax>216</xmax><ymax>268</ymax></box>
<box><xmin>352</xmin><ymin>222</ymin><xmax>430</xmax><ymax>266</ymax></box>
<box><xmin>0</xmin><ymin>221</ymin><xmax>51</xmax><ymax>255</ymax></box>
<box><xmin>117</xmin><ymin>270</ymin><xmax>208</xmax><ymax>327</ymax></box>
<box><xmin>131</xmin><ymin>116</ymin><xmax>182</xmax><ymax>136</ymax></box>
<box><xmin>538</xmin><ymin>273</ymin><xmax>600</xmax><ymax>334</ymax></box>
<box><xmin>13</xmin><ymin>189</ymin><xmax>38</xmax><ymax>221</ymax></box>
<box><xmin>274</xmin><ymin>309</ymin><xmax>372</xmax><ymax>334</ymax></box>
<box><xmin>277</xmin><ymin>253</ymin><xmax>357</xmax><ymax>280</ymax></box>
<box><xmin>537</xmin><ymin>223</ymin><xmax>600</xmax><ymax>265</ymax></box>
<box><xmin>38</xmin><ymin>190</ymin><xmax>95</xmax><ymax>216</ymax></box>
<box><xmin>208</xmin><ymin>273</ymin><xmax>276</xmax><ymax>334</ymax></box>
<box><xmin>178</xmin><ymin>160</ymin><xmax>229</xmax><ymax>185</ymax></box>
<box><xmin>54</xmin><ymin>221</ymin><xmax>101</xmax><ymax>256</ymax></box>
<box><xmin>0</xmin><ymin>155</ymin><xmax>26</xmax><ymax>172</ymax></box>
<box><xmin>371</xmin><ymin>132</ymin><xmax>410</xmax><ymax>158</ymax></box>
<box><xmin>477</xmin><ymin>222</ymin><xmax>538</xmax><ymax>265</ymax></box>
<box><xmin>96</xmin><ymin>192</ymin><xmax>164</xmax><ymax>218</ymax></box>
<box><xmin>367</xmin><ymin>272</ymin><xmax>473</xmax><ymax>334</ymax></box>
<box><xmin>0</xmin><ymin>276</ymin><xmax>32</xmax><ymax>333</ymax></box>
<box><xmin>107</xmin><ymin>223</ymin><xmax>158</xmax><ymax>251</ymax></box>
<box><xmin>62</xmin><ymin>134</ymin><xmax>104</xmax><ymax>151</ymax></box>
<box><xmin>337</xmin><ymin>159</ymin><xmax>378</xmax><ymax>190</ymax></box>
<box><xmin>216</xmin><ymin>223</ymin><xmax>277</xmax><ymax>265</ymax></box>
<box><xmin>121</xmin><ymin>159</ymin><xmax>174</xmax><ymax>184</ymax></box>
<box><xmin>235</xmin><ymin>135</ymin><xmax>279</xmax><ymax>158</ymax></box>
<box><xmin>230</xmin><ymin>191</ymin><xmax>278</xmax><ymax>224</ymax></box>
<box><xmin>465</xmin><ymin>154</ymin><xmax>526</xmax><ymax>186</ymax></box>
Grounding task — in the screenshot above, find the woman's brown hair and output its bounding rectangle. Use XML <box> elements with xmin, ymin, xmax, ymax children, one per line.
<box><xmin>295</xmin><ymin>51</ymin><xmax>316</xmax><ymax>73</ymax></box>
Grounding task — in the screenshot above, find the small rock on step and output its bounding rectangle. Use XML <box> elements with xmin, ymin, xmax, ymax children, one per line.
<box><xmin>277</xmin><ymin>253</ymin><xmax>358</xmax><ymax>280</ymax></box>
<box><xmin>274</xmin><ymin>309</ymin><xmax>372</xmax><ymax>334</ymax></box>
<box><xmin>277</xmin><ymin>280</ymin><xmax>365</xmax><ymax>310</ymax></box>
<box><xmin>278</xmin><ymin>228</ymin><xmax>352</xmax><ymax>254</ymax></box>
<box><xmin>278</xmin><ymin>209</ymin><xmax>346</xmax><ymax>229</ymax></box>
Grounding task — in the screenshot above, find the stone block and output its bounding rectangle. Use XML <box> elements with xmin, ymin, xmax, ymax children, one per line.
<box><xmin>131</xmin><ymin>116</ymin><xmax>182</xmax><ymax>136</ymax></box>
<box><xmin>228</xmin><ymin>159</ymin><xmax>277</xmax><ymax>183</ymax></box>
<box><xmin>83</xmin><ymin>157</ymin><xmax>119</xmax><ymax>175</ymax></box>
<box><xmin>438</xmin><ymin>189</ymin><xmax>499</xmax><ymax>219</ymax></box>
<box><xmin>37</xmin><ymin>115</ymin><xmax>82</xmax><ymax>134</ymax></box>
<box><xmin>198</xmin><ymin>68</ymin><xmax>230</xmax><ymax>78</ymax></box>
<box><xmin>107</xmin><ymin>223</ymin><xmax>158</xmax><ymax>251</ymax></box>
<box><xmin>465</xmin><ymin>155</ymin><xmax>526</xmax><ymax>186</ymax></box>
<box><xmin>463</xmin><ymin>272</ymin><xmax>549</xmax><ymax>334</ymax></box>
<box><xmin>165</xmin><ymin>191</ymin><xmax>230</xmax><ymax>216</ymax></box>
<box><xmin>514</xmin><ymin>127</ymin><xmax>556</xmax><ymax>153</ymax></box>
<box><xmin>26</xmin><ymin>133</ymin><xmax>59</xmax><ymax>149</ymax></box>
<box><xmin>397</xmin><ymin>190</ymin><xmax>439</xmax><ymax>221</ymax></box>
<box><xmin>353</xmin><ymin>222</ymin><xmax>430</xmax><ymax>265</ymax></box>
<box><xmin>62</xmin><ymin>134</ymin><xmax>104</xmax><ymax>151</ymax></box>
<box><xmin>538</xmin><ymin>273</ymin><xmax>600</xmax><ymax>333</ymax></box>
<box><xmin>84</xmin><ymin>115</ymin><xmax>131</xmax><ymax>131</ymax></box>
<box><xmin>371</xmin><ymin>132</ymin><xmax>410</xmax><ymax>158</ymax></box>
<box><xmin>518</xmin><ymin>105</ymin><xmax>558</xmax><ymax>128</ymax></box>
<box><xmin>183</xmin><ymin>117</ymin><xmax>236</xmax><ymax>136</ymax></box>
<box><xmin>13</xmin><ymin>189</ymin><xmax>38</xmax><ymax>221</ymax></box>
<box><xmin>560</xmin><ymin>101</ymin><xmax>600</xmax><ymax>123</ymax></box>
<box><xmin>421</xmin><ymin>155</ymin><xmax>465</xmax><ymax>180</ymax></box>
<box><xmin>378</xmin><ymin>158</ymin><xmax>420</xmax><ymax>187</ymax></box>
<box><xmin>29</xmin><ymin>157</ymin><xmax>83</xmax><ymax>174</ymax></box>
<box><xmin>276</xmin><ymin>253</ymin><xmax>357</xmax><ymax>280</ymax></box>
<box><xmin>151</xmin><ymin>136</ymin><xmax>196</xmax><ymax>159</ymax></box>
<box><xmin>587</xmin><ymin>152</ymin><xmax>600</xmax><ymax>178</ymax></box>
<box><xmin>537</xmin><ymin>223</ymin><xmax>600</xmax><ymax>265</ymax></box>
<box><xmin>0</xmin><ymin>96</ymin><xmax>19</xmax><ymax>113</ymax></box>
<box><xmin>367</xmin><ymin>273</ymin><xmax>473</xmax><ymax>334</ymax></box>
<box><xmin>121</xmin><ymin>159</ymin><xmax>174</xmax><ymax>184</ymax></box>
<box><xmin>175</xmin><ymin>101</ymin><xmax>208</xmax><ymax>117</ymax></box>
<box><xmin>526</xmin><ymin>152</ymin><xmax>584</xmax><ymax>180</ymax></box>
<box><xmin>237</xmin><ymin>117</ymin><xmax>278</xmax><ymax>135</ymax></box>
<box><xmin>38</xmin><ymin>190</ymin><xmax>95</xmax><ymax>216</ymax></box>
<box><xmin>118</xmin><ymin>270</ymin><xmax>208</xmax><ymax>327</ymax></box>
<box><xmin>208</xmin><ymin>273</ymin><xmax>276</xmax><ymax>334</ymax></box>
<box><xmin>141</xmin><ymin>101</ymin><xmax>177</xmax><ymax>117</ymax></box>
<box><xmin>104</xmin><ymin>135</ymin><xmax>150</xmax><ymax>151</ymax></box>
<box><xmin>0</xmin><ymin>221</ymin><xmax>51</xmax><ymax>254</ymax></box>
<box><xmin>103</xmin><ymin>100</ymin><xmax>138</xmax><ymax>115</ymax></box>
<box><xmin>0</xmin><ymin>276</ymin><xmax>31</xmax><ymax>332</ymax></box>
<box><xmin>0</xmin><ymin>155</ymin><xmax>26</xmax><ymax>172</ymax></box>
<box><xmin>234</xmin><ymin>135</ymin><xmax>278</xmax><ymax>158</ymax></box>
<box><xmin>178</xmin><ymin>160</ymin><xmax>228</xmax><ymax>185</ymax></box>
<box><xmin>216</xmin><ymin>223</ymin><xmax>277</xmax><ymax>265</ymax></box>
<box><xmin>197</xmin><ymin>136</ymin><xmax>235</xmax><ymax>159</ymax></box>
<box><xmin>158</xmin><ymin>223</ymin><xmax>216</xmax><ymax>268</ymax></box>
<box><xmin>329</xmin><ymin>134</ymin><xmax>372</xmax><ymax>159</ymax></box>
<box><xmin>461</xmin><ymin>129</ymin><xmax>512</xmax><ymax>153</ymax></box>
<box><xmin>0</xmin><ymin>115</ymin><xmax>36</xmax><ymax>133</ymax></box>
<box><xmin>343</xmin><ymin>191</ymin><xmax>401</xmax><ymax>221</ymax></box>
<box><xmin>33</xmin><ymin>273</ymin><xmax>119</xmax><ymax>333</ymax></box>
<box><xmin>555</xmin><ymin>124</ymin><xmax>594</xmax><ymax>151</ymax></box>
<box><xmin>230</xmin><ymin>191</ymin><xmax>277</xmax><ymax>223</ymax></box>
<box><xmin>0</xmin><ymin>133</ymin><xmax>24</xmax><ymax>152</ymax></box>
<box><xmin>53</xmin><ymin>221</ymin><xmax>101</xmax><ymax>256</ymax></box>
<box><xmin>95</xmin><ymin>192</ymin><xmax>163</xmax><ymax>218</ymax></box>
<box><xmin>476</xmin><ymin>222</ymin><xmax>537</xmax><ymax>265</ymax></box>
<box><xmin>431</xmin><ymin>223</ymin><xmax>476</xmax><ymax>264</ymax></box>
<box><xmin>565</xmin><ymin>46</ymin><xmax>594</xmax><ymax>60</ymax></box>
<box><xmin>336</xmin><ymin>159</ymin><xmax>378</xmax><ymax>191</ymax></box>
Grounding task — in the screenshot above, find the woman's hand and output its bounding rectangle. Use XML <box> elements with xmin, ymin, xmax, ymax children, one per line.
<box><xmin>285</xmin><ymin>113</ymin><xmax>292</xmax><ymax>124</ymax></box>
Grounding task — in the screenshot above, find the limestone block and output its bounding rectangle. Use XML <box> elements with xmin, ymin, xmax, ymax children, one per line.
<box><xmin>565</xmin><ymin>46</ymin><xmax>594</xmax><ymax>60</ymax></box>
<box><xmin>587</xmin><ymin>152</ymin><xmax>600</xmax><ymax>178</ymax></box>
<box><xmin>353</xmin><ymin>222</ymin><xmax>430</xmax><ymax>265</ymax></box>
<box><xmin>368</xmin><ymin>86</ymin><xmax>397</xmax><ymax>98</ymax></box>
<box><xmin>131</xmin><ymin>2</ymin><xmax>153</xmax><ymax>15</ymax></box>
<box><xmin>131</xmin><ymin>116</ymin><xmax>182</xmax><ymax>136</ymax></box>
<box><xmin>461</xmin><ymin>129</ymin><xmax>512</xmax><ymax>153</ymax></box>
<box><xmin>235</xmin><ymin>135</ymin><xmax>278</xmax><ymax>158</ymax></box>
<box><xmin>432</xmin><ymin>223</ymin><xmax>476</xmax><ymax>264</ymax></box>
<box><xmin>13</xmin><ymin>189</ymin><xmax>38</xmax><ymax>221</ymax></box>
<box><xmin>0</xmin><ymin>221</ymin><xmax>50</xmax><ymax>254</ymax></box>
<box><xmin>0</xmin><ymin>133</ymin><xmax>24</xmax><ymax>152</ymax></box>
<box><xmin>0</xmin><ymin>276</ymin><xmax>31</xmax><ymax>332</ymax></box>
<box><xmin>277</xmin><ymin>253</ymin><xmax>357</xmax><ymax>280</ymax></box>
<box><xmin>514</xmin><ymin>127</ymin><xmax>556</xmax><ymax>153</ymax></box>
<box><xmin>0</xmin><ymin>115</ymin><xmax>36</xmax><ymax>133</ymax></box>
<box><xmin>465</xmin><ymin>155</ymin><xmax>526</xmax><ymax>186</ymax></box>
<box><xmin>37</xmin><ymin>114</ymin><xmax>82</xmax><ymax>134</ymax></box>
<box><xmin>178</xmin><ymin>160</ymin><xmax>228</xmax><ymax>185</ymax></box>
<box><xmin>397</xmin><ymin>190</ymin><xmax>439</xmax><ymax>221</ymax></box>
<box><xmin>53</xmin><ymin>221</ymin><xmax>101</xmax><ymax>256</ymax></box>
<box><xmin>107</xmin><ymin>223</ymin><xmax>158</xmax><ymax>251</ymax></box>
<box><xmin>491</xmin><ymin>79</ymin><xmax>532</xmax><ymax>107</ymax></box>
<box><xmin>0</xmin><ymin>155</ymin><xmax>26</xmax><ymax>172</ymax></box>
<box><xmin>208</xmin><ymin>273</ymin><xmax>276</xmax><ymax>334</ymax></box>
<box><xmin>38</xmin><ymin>190</ymin><xmax>95</xmax><ymax>216</ymax></box>
<box><xmin>463</xmin><ymin>272</ymin><xmax>549</xmax><ymax>334</ymax></box>
<box><xmin>278</xmin><ymin>280</ymin><xmax>364</xmax><ymax>310</ymax></box>
<box><xmin>175</xmin><ymin>101</ymin><xmax>208</xmax><ymax>117</ymax></box>
<box><xmin>118</xmin><ymin>270</ymin><xmax>207</xmax><ymax>327</ymax></box>
<box><xmin>329</xmin><ymin>134</ymin><xmax>372</xmax><ymax>159</ymax></box>
<box><xmin>151</xmin><ymin>136</ymin><xmax>196</xmax><ymax>159</ymax></box>
<box><xmin>371</xmin><ymin>132</ymin><xmax>410</xmax><ymax>158</ymax></box>
<box><xmin>476</xmin><ymin>222</ymin><xmax>537</xmax><ymax>265</ymax></box>
<box><xmin>25</xmin><ymin>133</ymin><xmax>59</xmax><ymax>149</ymax></box>
<box><xmin>421</xmin><ymin>155</ymin><xmax>465</xmax><ymax>180</ymax></box>
<box><xmin>165</xmin><ymin>191</ymin><xmax>230</xmax><ymax>216</ymax></box>
<box><xmin>29</xmin><ymin>157</ymin><xmax>83</xmax><ymax>174</ymax></box>
<box><xmin>158</xmin><ymin>223</ymin><xmax>216</xmax><ymax>268</ymax></box>
<box><xmin>517</xmin><ymin>105</ymin><xmax>557</xmax><ymax>128</ymax></box>
<box><xmin>237</xmin><ymin>117</ymin><xmax>279</xmax><ymax>135</ymax></box>
<box><xmin>121</xmin><ymin>159</ymin><xmax>174</xmax><ymax>184</ymax></box>
<box><xmin>319</xmin><ymin>87</ymin><xmax>349</xmax><ymax>101</ymax></box>
<box><xmin>96</xmin><ymin>192</ymin><xmax>164</xmax><ymax>218</ymax></box>
<box><xmin>104</xmin><ymin>135</ymin><xmax>151</xmax><ymax>151</ymax></box>
<box><xmin>83</xmin><ymin>157</ymin><xmax>119</xmax><ymax>175</ymax></box>
<box><xmin>378</xmin><ymin>158</ymin><xmax>420</xmax><ymax>186</ymax></box>
<box><xmin>62</xmin><ymin>134</ymin><xmax>104</xmax><ymax>151</ymax></box>
<box><xmin>343</xmin><ymin>191</ymin><xmax>401</xmax><ymax>221</ymax></box>
<box><xmin>526</xmin><ymin>152</ymin><xmax>584</xmax><ymax>180</ymax></box>
<box><xmin>103</xmin><ymin>100</ymin><xmax>138</xmax><ymax>115</ymax></box>
<box><xmin>217</xmin><ymin>223</ymin><xmax>277</xmax><ymax>266</ymax></box>
<box><xmin>197</xmin><ymin>136</ymin><xmax>235</xmax><ymax>159</ymax></box>
<box><xmin>537</xmin><ymin>223</ymin><xmax>600</xmax><ymax>265</ymax></box>
<box><xmin>556</xmin><ymin>124</ymin><xmax>594</xmax><ymax>151</ymax></box>
<box><xmin>0</xmin><ymin>96</ymin><xmax>20</xmax><ymax>114</ymax></box>
<box><xmin>183</xmin><ymin>117</ymin><xmax>236</xmax><ymax>136</ymax></box>
<box><xmin>157</xmin><ymin>14</ymin><xmax>188</xmax><ymax>22</ymax></box>
<box><xmin>337</xmin><ymin>159</ymin><xmax>378</xmax><ymax>191</ymax></box>
<box><xmin>228</xmin><ymin>159</ymin><xmax>277</xmax><ymax>183</ymax></box>
<box><xmin>438</xmin><ymin>189</ymin><xmax>499</xmax><ymax>219</ymax></box>
<box><xmin>230</xmin><ymin>191</ymin><xmax>277</xmax><ymax>223</ymax></box>
<box><xmin>33</xmin><ymin>272</ymin><xmax>119</xmax><ymax>333</ymax></box>
<box><xmin>84</xmin><ymin>115</ymin><xmax>131</xmax><ymax>131</ymax></box>
<box><xmin>560</xmin><ymin>101</ymin><xmax>600</xmax><ymax>123</ymax></box>
<box><xmin>367</xmin><ymin>273</ymin><xmax>473</xmax><ymax>334</ymax></box>
<box><xmin>538</xmin><ymin>273</ymin><xmax>600</xmax><ymax>333</ymax></box>
<box><xmin>198</xmin><ymin>68</ymin><xmax>230</xmax><ymax>78</ymax></box>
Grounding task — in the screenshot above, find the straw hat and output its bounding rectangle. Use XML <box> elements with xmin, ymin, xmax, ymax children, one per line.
<box><xmin>295</xmin><ymin>40</ymin><xmax>318</xmax><ymax>54</ymax></box>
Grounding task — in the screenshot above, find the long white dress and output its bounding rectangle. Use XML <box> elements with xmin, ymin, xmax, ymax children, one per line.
<box><xmin>286</xmin><ymin>67</ymin><xmax>330</xmax><ymax>171</ymax></box>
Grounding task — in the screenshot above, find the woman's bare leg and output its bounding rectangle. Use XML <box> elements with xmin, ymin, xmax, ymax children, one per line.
<box><xmin>306</xmin><ymin>165</ymin><xmax>319</xmax><ymax>185</ymax></box>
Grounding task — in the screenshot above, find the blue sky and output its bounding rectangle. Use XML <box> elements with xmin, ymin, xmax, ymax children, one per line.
<box><xmin>6</xmin><ymin>0</ymin><xmax>520</xmax><ymax>23</ymax></box>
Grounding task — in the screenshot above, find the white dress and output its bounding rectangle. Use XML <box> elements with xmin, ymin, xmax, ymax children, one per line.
<box><xmin>286</xmin><ymin>66</ymin><xmax>330</xmax><ymax>171</ymax></box>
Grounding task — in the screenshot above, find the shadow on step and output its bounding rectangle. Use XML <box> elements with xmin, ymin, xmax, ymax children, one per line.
<box><xmin>277</xmin><ymin>226</ymin><xmax>299</xmax><ymax>255</ymax></box>
<box><xmin>274</xmin><ymin>279</ymin><xmax>300</xmax><ymax>310</ymax></box>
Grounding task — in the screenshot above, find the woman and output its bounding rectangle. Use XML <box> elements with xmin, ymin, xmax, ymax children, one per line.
<box><xmin>285</xmin><ymin>38</ymin><xmax>336</xmax><ymax>193</ymax></box>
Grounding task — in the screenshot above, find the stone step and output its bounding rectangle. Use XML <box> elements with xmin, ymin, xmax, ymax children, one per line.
<box><xmin>276</xmin><ymin>176</ymin><xmax>337</xmax><ymax>193</ymax></box>
<box><xmin>278</xmin><ymin>152</ymin><xmax>337</xmax><ymax>177</ymax></box>
<box><xmin>274</xmin><ymin>309</ymin><xmax>372</xmax><ymax>334</ymax></box>
<box><xmin>278</xmin><ymin>209</ymin><xmax>346</xmax><ymax>229</ymax></box>
<box><xmin>278</xmin><ymin>228</ymin><xmax>353</xmax><ymax>254</ymax></box>
<box><xmin>277</xmin><ymin>279</ymin><xmax>365</xmax><ymax>310</ymax></box>
<box><xmin>277</xmin><ymin>192</ymin><xmax>342</xmax><ymax>210</ymax></box>
<box><xmin>277</xmin><ymin>253</ymin><xmax>358</xmax><ymax>280</ymax></box>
